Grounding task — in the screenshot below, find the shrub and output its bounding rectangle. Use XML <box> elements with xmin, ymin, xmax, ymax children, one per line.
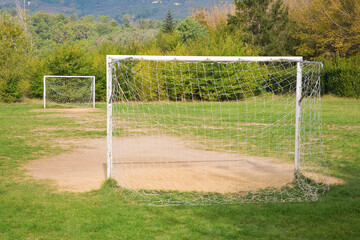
<box><xmin>155</xmin><ymin>31</ymin><xmax>180</xmax><ymax>54</ymax></box>
<box><xmin>0</xmin><ymin>74</ymin><xmax>22</xmax><ymax>103</ymax></box>
<box><xmin>29</xmin><ymin>57</ymin><xmax>46</xmax><ymax>98</ymax></box>
<box><xmin>322</xmin><ymin>56</ymin><xmax>360</xmax><ymax>98</ymax></box>
<box><xmin>176</xmin><ymin>17</ymin><xmax>207</xmax><ymax>43</ymax></box>
<box><xmin>44</xmin><ymin>42</ymin><xmax>93</xmax><ymax>75</ymax></box>
<box><xmin>0</xmin><ymin>11</ymin><xmax>31</xmax><ymax>102</ymax></box>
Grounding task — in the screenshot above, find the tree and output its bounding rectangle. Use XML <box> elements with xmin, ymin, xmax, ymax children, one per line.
<box><xmin>228</xmin><ymin>0</ymin><xmax>292</xmax><ymax>55</ymax></box>
<box><xmin>121</xmin><ymin>14</ymin><xmax>134</xmax><ymax>28</ymax></box>
<box><xmin>289</xmin><ymin>0</ymin><xmax>360</xmax><ymax>58</ymax></box>
<box><xmin>44</xmin><ymin>42</ymin><xmax>93</xmax><ymax>76</ymax></box>
<box><xmin>176</xmin><ymin>17</ymin><xmax>207</xmax><ymax>43</ymax></box>
<box><xmin>0</xmin><ymin>10</ymin><xmax>31</xmax><ymax>102</ymax></box>
<box><xmin>155</xmin><ymin>31</ymin><xmax>180</xmax><ymax>53</ymax></box>
<box><xmin>29</xmin><ymin>11</ymin><xmax>52</xmax><ymax>40</ymax></box>
<box><xmin>70</xmin><ymin>14</ymin><xmax>78</xmax><ymax>21</ymax></box>
<box><xmin>191</xmin><ymin>2</ymin><xmax>236</xmax><ymax>31</ymax></box>
<box><xmin>97</xmin><ymin>15</ymin><xmax>110</xmax><ymax>23</ymax></box>
<box><xmin>162</xmin><ymin>10</ymin><xmax>175</xmax><ymax>33</ymax></box>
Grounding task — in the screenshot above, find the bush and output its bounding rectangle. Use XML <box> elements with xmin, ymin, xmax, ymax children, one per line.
<box><xmin>0</xmin><ymin>74</ymin><xmax>22</xmax><ymax>103</ymax></box>
<box><xmin>91</xmin><ymin>41</ymin><xmax>140</xmax><ymax>101</ymax></box>
<box><xmin>155</xmin><ymin>31</ymin><xmax>180</xmax><ymax>54</ymax></box>
<box><xmin>322</xmin><ymin>56</ymin><xmax>360</xmax><ymax>98</ymax></box>
<box><xmin>0</xmin><ymin>11</ymin><xmax>31</xmax><ymax>102</ymax></box>
<box><xmin>29</xmin><ymin>57</ymin><xmax>46</xmax><ymax>98</ymax></box>
<box><xmin>44</xmin><ymin>42</ymin><xmax>93</xmax><ymax>75</ymax></box>
<box><xmin>176</xmin><ymin>17</ymin><xmax>207</xmax><ymax>43</ymax></box>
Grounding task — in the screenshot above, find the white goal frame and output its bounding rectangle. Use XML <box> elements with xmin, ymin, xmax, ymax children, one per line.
<box><xmin>43</xmin><ymin>75</ymin><xmax>96</xmax><ymax>108</ymax></box>
<box><xmin>106</xmin><ymin>55</ymin><xmax>304</xmax><ymax>179</ymax></box>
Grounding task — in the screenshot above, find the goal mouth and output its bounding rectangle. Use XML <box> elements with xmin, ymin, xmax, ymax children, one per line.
<box><xmin>106</xmin><ymin>55</ymin><xmax>328</xmax><ymax>205</ymax></box>
<box><xmin>43</xmin><ymin>76</ymin><xmax>96</xmax><ymax>109</ymax></box>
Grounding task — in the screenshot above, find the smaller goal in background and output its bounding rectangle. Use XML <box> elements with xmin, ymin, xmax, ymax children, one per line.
<box><xmin>43</xmin><ymin>76</ymin><xmax>95</xmax><ymax>108</ymax></box>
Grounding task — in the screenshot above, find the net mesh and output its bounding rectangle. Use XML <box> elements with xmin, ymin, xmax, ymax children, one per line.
<box><xmin>44</xmin><ymin>76</ymin><xmax>95</xmax><ymax>108</ymax></box>
<box><xmin>109</xmin><ymin>58</ymin><xmax>328</xmax><ymax>205</ymax></box>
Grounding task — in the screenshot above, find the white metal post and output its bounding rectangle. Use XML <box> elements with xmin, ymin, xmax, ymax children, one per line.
<box><xmin>43</xmin><ymin>76</ymin><xmax>46</xmax><ymax>108</ymax></box>
<box><xmin>295</xmin><ymin>61</ymin><xmax>303</xmax><ymax>172</ymax></box>
<box><xmin>106</xmin><ymin>56</ymin><xmax>113</xmax><ymax>179</ymax></box>
<box><xmin>93</xmin><ymin>77</ymin><xmax>96</xmax><ymax>108</ymax></box>
<box><xmin>107</xmin><ymin>55</ymin><xmax>303</xmax><ymax>62</ymax></box>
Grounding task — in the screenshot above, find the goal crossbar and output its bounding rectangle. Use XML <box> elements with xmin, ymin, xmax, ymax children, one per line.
<box><xmin>107</xmin><ymin>55</ymin><xmax>303</xmax><ymax>63</ymax></box>
<box><xmin>43</xmin><ymin>75</ymin><xmax>96</xmax><ymax>78</ymax></box>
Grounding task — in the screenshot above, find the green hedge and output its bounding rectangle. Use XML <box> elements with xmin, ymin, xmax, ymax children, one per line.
<box><xmin>0</xmin><ymin>74</ymin><xmax>22</xmax><ymax>103</ymax></box>
<box><xmin>321</xmin><ymin>56</ymin><xmax>360</xmax><ymax>98</ymax></box>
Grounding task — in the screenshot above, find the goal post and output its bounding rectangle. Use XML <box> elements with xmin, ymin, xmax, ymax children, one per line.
<box><xmin>106</xmin><ymin>57</ymin><xmax>113</xmax><ymax>179</ymax></box>
<box><xmin>43</xmin><ymin>75</ymin><xmax>96</xmax><ymax>108</ymax></box>
<box><xmin>295</xmin><ymin>61</ymin><xmax>303</xmax><ymax>173</ymax></box>
<box><xmin>106</xmin><ymin>55</ymin><xmax>328</xmax><ymax>204</ymax></box>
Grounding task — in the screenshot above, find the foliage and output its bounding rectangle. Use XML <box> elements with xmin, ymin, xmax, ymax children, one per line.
<box><xmin>289</xmin><ymin>0</ymin><xmax>360</xmax><ymax>58</ymax></box>
<box><xmin>0</xmin><ymin>0</ymin><xmax>234</xmax><ymax>20</ymax></box>
<box><xmin>136</xmin><ymin>18</ymin><xmax>161</xmax><ymax>30</ymax></box>
<box><xmin>155</xmin><ymin>31</ymin><xmax>181</xmax><ymax>54</ymax></box>
<box><xmin>121</xmin><ymin>14</ymin><xmax>134</xmax><ymax>28</ymax></box>
<box><xmin>176</xmin><ymin>17</ymin><xmax>207</xmax><ymax>43</ymax></box>
<box><xmin>1</xmin><ymin>1</ymin><xmax>359</xmax><ymax>102</ymax></box>
<box><xmin>28</xmin><ymin>11</ymin><xmax>161</xmax><ymax>53</ymax></box>
<box><xmin>192</xmin><ymin>2</ymin><xmax>236</xmax><ymax>31</ymax></box>
<box><xmin>162</xmin><ymin>10</ymin><xmax>175</xmax><ymax>33</ymax></box>
<box><xmin>321</xmin><ymin>55</ymin><xmax>360</xmax><ymax>98</ymax></box>
<box><xmin>90</xmin><ymin>41</ymin><xmax>140</xmax><ymax>101</ymax></box>
<box><xmin>0</xmin><ymin>10</ymin><xmax>31</xmax><ymax>102</ymax></box>
<box><xmin>0</xmin><ymin>73</ymin><xmax>22</xmax><ymax>102</ymax></box>
<box><xmin>44</xmin><ymin>42</ymin><xmax>93</xmax><ymax>76</ymax></box>
<box><xmin>228</xmin><ymin>0</ymin><xmax>293</xmax><ymax>55</ymax></box>
<box><xmin>28</xmin><ymin>57</ymin><xmax>46</xmax><ymax>98</ymax></box>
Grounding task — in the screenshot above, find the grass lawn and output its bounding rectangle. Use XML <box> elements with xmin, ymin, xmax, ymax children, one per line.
<box><xmin>0</xmin><ymin>96</ymin><xmax>359</xmax><ymax>239</ymax></box>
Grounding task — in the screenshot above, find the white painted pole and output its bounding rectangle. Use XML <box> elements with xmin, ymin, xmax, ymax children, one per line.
<box><xmin>295</xmin><ymin>61</ymin><xmax>303</xmax><ymax>172</ymax></box>
<box><xmin>43</xmin><ymin>75</ymin><xmax>95</xmax><ymax>78</ymax></box>
<box><xmin>43</xmin><ymin>76</ymin><xmax>46</xmax><ymax>109</ymax></box>
<box><xmin>93</xmin><ymin>77</ymin><xmax>96</xmax><ymax>108</ymax></box>
<box><xmin>106</xmin><ymin>56</ymin><xmax>113</xmax><ymax>179</ymax></box>
<box><xmin>107</xmin><ymin>55</ymin><xmax>303</xmax><ymax>63</ymax></box>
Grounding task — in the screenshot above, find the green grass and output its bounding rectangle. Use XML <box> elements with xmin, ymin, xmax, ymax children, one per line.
<box><xmin>0</xmin><ymin>96</ymin><xmax>359</xmax><ymax>239</ymax></box>
<box><xmin>112</xmin><ymin>96</ymin><xmax>313</xmax><ymax>163</ymax></box>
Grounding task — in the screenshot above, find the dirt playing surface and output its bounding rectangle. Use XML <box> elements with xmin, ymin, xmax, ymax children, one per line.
<box><xmin>25</xmin><ymin>138</ymin><xmax>107</xmax><ymax>192</ymax></box>
<box><xmin>24</xmin><ymin>136</ymin><xmax>342</xmax><ymax>193</ymax></box>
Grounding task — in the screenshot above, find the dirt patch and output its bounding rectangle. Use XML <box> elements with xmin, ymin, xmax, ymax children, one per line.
<box><xmin>304</xmin><ymin>172</ymin><xmax>344</xmax><ymax>185</ymax></box>
<box><xmin>326</xmin><ymin>124</ymin><xmax>360</xmax><ymax>131</ymax></box>
<box><xmin>31</xmin><ymin>108</ymin><xmax>106</xmax><ymax>131</ymax></box>
<box><xmin>24</xmin><ymin>138</ymin><xmax>107</xmax><ymax>192</ymax></box>
<box><xmin>31</xmin><ymin>108</ymin><xmax>98</xmax><ymax>113</ymax></box>
<box><xmin>24</xmin><ymin>135</ymin><xmax>342</xmax><ymax>193</ymax></box>
<box><xmin>30</xmin><ymin>108</ymin><xmax>104</xmax><ymax>121</ymax></box>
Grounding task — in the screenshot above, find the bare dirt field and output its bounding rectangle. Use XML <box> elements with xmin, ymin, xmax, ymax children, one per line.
<box><xmin>24</xmin><ymin>107</ymin><xmax>342</xmax><ymax>193</ymax></box>
<box><xmin>24</xmin><ymin>135</ymin><xmax>342</xmax><ymax>193</ymax></box>
<box><xmin>25</xmin><ymin>138</ymin><xmax>107</xmax><ymax>192</ymax></box>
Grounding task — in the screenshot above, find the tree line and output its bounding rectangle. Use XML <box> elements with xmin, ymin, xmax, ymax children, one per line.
<box><xmin>0</xmin><ymin>0</ymin><xmax>359</xmax><ymax>102</ymax></box>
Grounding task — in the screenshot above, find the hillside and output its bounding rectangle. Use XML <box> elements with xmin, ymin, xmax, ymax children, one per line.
<box><xmin>0</xmin><ymin>0</ymin><xmax>233</xmax><ymax>20</ymax></box>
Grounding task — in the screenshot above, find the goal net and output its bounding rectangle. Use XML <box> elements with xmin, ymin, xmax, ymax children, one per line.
<box><xmin>106</xmin><ymin>55</ymin><xmax>328</xmax><ymax>205</ymax></box>
<box><xmin>43</xmin><ymin>76</ymin><xmax>96</xmax><ymax>108</ymax></box>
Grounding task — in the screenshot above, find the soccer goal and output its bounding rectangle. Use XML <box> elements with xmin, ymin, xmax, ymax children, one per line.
<box><xmin>106</xmin><ymin>55</ymin><xmax>328</xmax><ymax>205</ymax></box>
<box><xmin>43</xmin><ymin>75</ymin><xmax>96</xmax><ymax>108</ymax></box>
